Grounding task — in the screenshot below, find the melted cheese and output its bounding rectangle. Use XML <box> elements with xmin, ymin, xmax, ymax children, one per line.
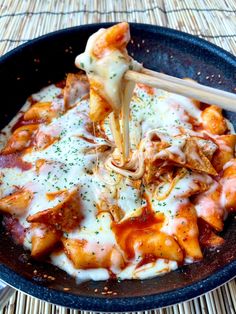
<box><xmin>75</xmin><ymin>26</ymin><xmax>140</xmax><ymax>114</ymax></box>
<box><xmin>0</xmin><ymin>79</ymin><xmax>234</xmax><ymax>282</ymax></box>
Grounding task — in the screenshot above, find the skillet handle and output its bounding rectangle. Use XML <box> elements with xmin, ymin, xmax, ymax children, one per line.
<box><xmin>0</xmin><ymin>280</ymin><xmax>15</xmax><ymax>309</ymax></box>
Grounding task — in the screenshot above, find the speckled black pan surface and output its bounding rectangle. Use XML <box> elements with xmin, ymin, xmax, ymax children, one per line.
<box><xmin>0</xmin><ymin>23</ymin><xmax>235</xmax><ymax>312</ymax></box>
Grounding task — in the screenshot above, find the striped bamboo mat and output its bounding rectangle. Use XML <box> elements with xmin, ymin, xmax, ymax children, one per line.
<box><xmin>0</xmin><ymin>0</ymin><xmax>235</xmax><ymax>313</ymax></box>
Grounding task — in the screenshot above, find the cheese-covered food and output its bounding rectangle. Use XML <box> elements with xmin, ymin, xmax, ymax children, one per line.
<box><xmin>0</xmin><ymin>23</ymin><xmax>235</xmax><ymax>282</ymax></box>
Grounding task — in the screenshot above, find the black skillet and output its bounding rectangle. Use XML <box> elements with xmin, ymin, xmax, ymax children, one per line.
<box><xmin>0</xmin><ymin>23</ymin><xmax>235</xmax><ymax>312</ymax></box>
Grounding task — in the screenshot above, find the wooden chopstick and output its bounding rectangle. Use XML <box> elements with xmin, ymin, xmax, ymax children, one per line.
<box><xmin>124</xmin><ymin>68</ymin><xmax>236</xmax><ymax>111</ymax></box>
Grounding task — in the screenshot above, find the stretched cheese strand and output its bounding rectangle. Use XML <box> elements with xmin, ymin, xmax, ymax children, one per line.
<box><xmin>110</xmin><ymin>112</ymin><xmax>123</xmax><ymax>154</ymax></box>
<box><xmin>121</xmin><ymin>80</ymin><xmax>136</xmax><ymax>161</ymax></box>
<box><xmin>75</xmin><ymin>22</ymin><xmax>142</xmax><ymax>162</ymax></box>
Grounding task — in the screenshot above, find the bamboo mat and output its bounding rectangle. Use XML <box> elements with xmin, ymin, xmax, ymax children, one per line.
<box><xmin>0</xmin><ymin>0</ymin><xmax>235</xmax><ymax>313</ymax></box>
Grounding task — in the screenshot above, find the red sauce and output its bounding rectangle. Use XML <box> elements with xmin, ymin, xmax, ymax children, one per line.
<box><xmin>198</xmin><ymin>218</ymin><xmax>224</xmax><ymax>248</ymax></box>
<box><xmin>78</xmin><ymin>135</ymin><xmax>96</xmax><ymax>144</ymax></box>
<box><xmin>28</xmin><ymin>96</ymin><xmax>38</xmax><ymax>106</ymax></box>
<box><xmin>0</xmin><ymin>153</ymin><xmax>32</xmax><ymax>170</ymax></box>
<box><xmin>200</xmin><ymin>102</ymin><xmax>210</xmax><ymax>111</ymax></box>
<box><xmin>137</xmin><ymin>83</ymin><xmax>155</xmax><ymax>95</ymax></box>
<box><xmin>3</xmin><ymin>215</ymin><xmax>26</xmax><ymax>245</ymax></box>
<box><xmin>198</xmin><ymin>218</ymin><xmax>212</xmax><ymax>245</ymax></box>
<box><xmin>193</xmin><ymin>124</ymin><xmax>204</xmax><ymax>132</ymax></box>
<box><xmin>137</xmin><ymin>253</ymin><xmax>157</xmax><ymax>268</ymax></box>
<box><xmin>186</xmin><ymin>114</ymin><xmax>204</xmax><ymax>132</ymax></box>
<box><xmin>11</xmin><ymin>116</ymin><xmax>42</xmax><ymax>132</ymax></box>
<box><xmin>55</xmin><ymin>80</ymin><xmax>66</xmax><ymax>89</ymax></box>
<box><xmin>56</xmin><ymin>93</ymin><xmax>64</xmax><ymax>99</ymax></box>
<box><xmin>213</xmin><ymin>169</ymin><xmax>224</xmax><ymax>182</ymax></box>
<box><xmin>112</xmin><ymin>197</ymin><xmax>164</xmax><ymax>259</ymax></box>
<box><xmin>52</xmin><ymin>247</ymin><xmax>64</xmax><ymax>256</ymax></box>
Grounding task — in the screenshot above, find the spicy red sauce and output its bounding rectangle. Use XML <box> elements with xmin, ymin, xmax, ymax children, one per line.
<box><xmin>11</xmin><ymin>116</ymin><xmax>42</xmax><ymax>132</ymax></box>
<box><xmin>137</xmin><ymin>83</ymin><xmax>155</xmax><ymax>95</ymax></box>
<box><xmin>55</xmin><ymin>80</ymin><xmax>66</xmax><ymax>89</ymax></box>
<box><xmin>3</xmin><ymin>215</ymin><xmax>26</xmax><ymax>245</ymax></box>
<box><xmin>112</xmin><ymin>197</ymin><xmax>164</xmax><ymax>259</ymax></box>
<box><xmin>78</xmin><ymin>135</ymin><xmax>96</xmax><ymax>144</ymax></box>
<box><xmin>137</xmin><ymin>253</ymin><xmax>157</xmax><ymax>268</ymax></box>
<box><xmin>0</xmin><ymin>153</ymin><xmax>32</xmax><ymax>170</ymax></box>
<box><xmin>198</xmin><ymin>218</ymin><xmax>224</xmax><ymax>248</ymax></box>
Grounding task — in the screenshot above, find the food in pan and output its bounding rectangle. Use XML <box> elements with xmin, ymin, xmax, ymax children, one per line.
<box><xmin>0</xmin><ymin>22</ymin><xmax>235</xmax><ymax>281</ymax></box>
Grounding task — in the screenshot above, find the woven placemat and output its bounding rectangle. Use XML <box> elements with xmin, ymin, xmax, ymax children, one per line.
<box><xmin>0</xmin><ymin>0</ymin><xmax>235</xmax><ymax>313</ymax></box>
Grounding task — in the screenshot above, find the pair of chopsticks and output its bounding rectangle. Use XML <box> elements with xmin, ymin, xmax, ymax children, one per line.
<box><xmin>125</xmin><ymin>68</ymin><xmax>236</xmax><ymax>111</ymax></box>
